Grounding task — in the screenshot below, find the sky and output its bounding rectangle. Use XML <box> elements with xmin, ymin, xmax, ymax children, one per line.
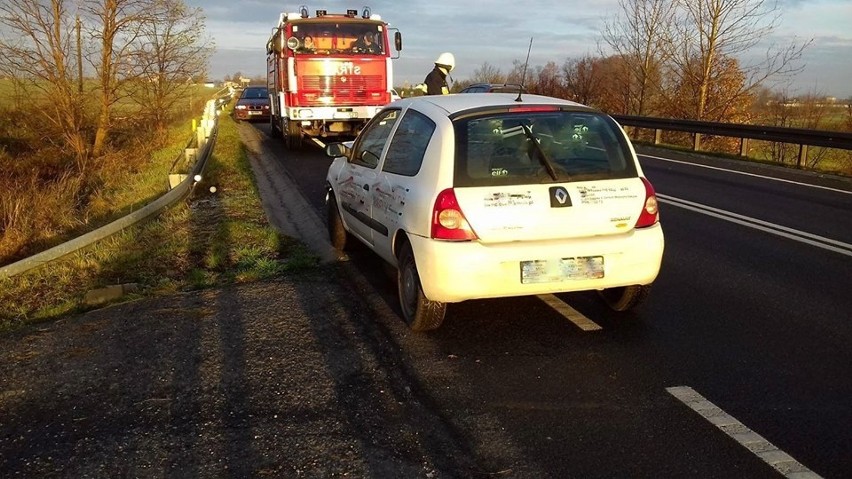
<box><xmin>190</xmin><ymin>0</ymin><xmax>852</xmax><ymax>99</ymax></box>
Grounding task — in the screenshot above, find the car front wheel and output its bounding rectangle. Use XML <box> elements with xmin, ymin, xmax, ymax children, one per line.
<box><xmin>397</xmin><ymin>241</ymin><xmax>446</xmax><ymax>331</ymax></box>
<box><xmin>326</xmin><ymin>192</ymin><xmax>350</xmax><ymax>251</ymax></box>
<box><xmin>598</xmin><ymin>284</ymin><xmax>651</xmax><ymax>312</ymax></box>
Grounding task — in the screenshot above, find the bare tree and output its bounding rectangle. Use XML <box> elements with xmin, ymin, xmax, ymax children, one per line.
<box><xmin>127</xmin><ymin>0</ymin><xmax>211</xmax><ymax>131</ymax></box>
<box><xmin>668</xmin><ymin>0</ymin><xmax>810</xmax><ymax>120</ymax></box>
<box><xmin>470</xmin><ymin>62</ymin><xmax>505</xmax><ymax>84</ymax></box>
<box><xmin>846</xmin><ymin>102</ymin><xmax>852</xmax><ymax>132</ymax></box>
<box><xmin>0</xmin><ymin>0</ymin><xmax>89</xmax><ymax>168</ymax></box>
<box><xmin>506</xmin><ymin>59</ymin><xmax>530</xmax><ymax>86</ymax></box>
<box><xmin>531</xmin><ymin>61</ymin><xmax>564</xmax><ymax>98</ymax></box>
<box><xmin>562</xmin><ymin>55</ymin><xmax>605</xmax><ymax>107</ymax></box>
<box><xmin>81</xmin><ymin>0</ymin><xmax>160</xmax><ymax>157</ymax></box>
<box><xmin>601</xmin><ymin>0</ymin><xmax>675</xmax><ymax>116</ymax></box>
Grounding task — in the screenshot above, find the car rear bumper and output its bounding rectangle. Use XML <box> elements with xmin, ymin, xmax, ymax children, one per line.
<box><xmin>286</xmin><ymin>105</ymin><xmax>383</xmax><ymax>121</ymax></box>
<box><xmin>408</xmin><ymin>224</ymin><xmax>664</xmax><ymax>303</ymax></box>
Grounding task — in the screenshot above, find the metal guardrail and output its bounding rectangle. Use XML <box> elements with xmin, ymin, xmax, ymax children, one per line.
<box><xmin>0</xmin><ymin>99</ymin><xmax>222</xmax><ymax>280</ymax></box>
<box><xmin>611</xmin><ymin>114</ymin><xmax>852</xmax><ymax>167</ymax></box>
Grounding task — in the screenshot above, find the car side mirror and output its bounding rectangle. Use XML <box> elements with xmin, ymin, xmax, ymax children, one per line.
<box><xmin>325</xmin><ymin>142</ymin><xmax>349</xmax><ymax>159</ymax></box>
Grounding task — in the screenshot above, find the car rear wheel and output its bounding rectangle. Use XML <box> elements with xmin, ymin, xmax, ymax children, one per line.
<box><xmin>598</xmin><ymin>284</ymin><xmax>651</xmax><ymax>312</ymax></box>
<box><xmin>326</xmin><ymin>192</ymin><xmax>350</xmax><ymax>251</ymax></box>
<box><xmin>397</xmin><ymin>241</ymin><xmax>446</xmax><ymax>331</ymax></box>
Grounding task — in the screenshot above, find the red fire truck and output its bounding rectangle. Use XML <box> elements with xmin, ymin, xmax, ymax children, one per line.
<box><xmin>266</xmin><ymin>6</ymin><xmax>402</xmax><ymax>149</ymax></box>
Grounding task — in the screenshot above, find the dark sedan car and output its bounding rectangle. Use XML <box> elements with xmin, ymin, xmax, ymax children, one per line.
<box><xmin>459</xmin><ymin>83</ymin><xmax>527</xmax><ymax>94</ymax></box>
<box><xmin>233</xmin><ymin>86</ymin><xmax>270</xmax><ymax>121</ymax></box>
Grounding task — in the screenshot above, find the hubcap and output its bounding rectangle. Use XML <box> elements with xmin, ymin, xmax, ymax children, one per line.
<box><xmin>402</xmin><ymin>261</ymin><xmax>417</xmax><ymax>316</ymax></box>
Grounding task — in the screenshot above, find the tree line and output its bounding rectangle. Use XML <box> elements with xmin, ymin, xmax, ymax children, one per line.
<box><xmin>457</xmin><ymin>0</ymin><xmax>815</xmax><ymax>126</ymax></box>
<box><xmin>448</xmin><ymin>0</ymin><xmax>852</xmax><ymax>172</ymax></box>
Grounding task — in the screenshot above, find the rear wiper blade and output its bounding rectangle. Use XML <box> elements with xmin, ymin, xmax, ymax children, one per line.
<box><xmin>521</xmin><ymin>124</ymin><xmax>559</xmax><ymax>181</ymax></box>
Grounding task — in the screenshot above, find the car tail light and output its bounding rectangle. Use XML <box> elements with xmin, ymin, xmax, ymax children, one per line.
<box><xmin>431</xmin><ymin>188</ymin><xmax>478</xmax><ymax>240</ymax></box>
<box><xmin>635</xmin><ymin>177</ymin><xmax>659</xmax><ymax>228</ymax></box>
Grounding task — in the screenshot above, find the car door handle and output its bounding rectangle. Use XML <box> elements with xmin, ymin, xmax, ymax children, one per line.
<box><xmin>363</xmin><ymin>184</ymin><xmax>370</xmax><ymax>191</ymax></box>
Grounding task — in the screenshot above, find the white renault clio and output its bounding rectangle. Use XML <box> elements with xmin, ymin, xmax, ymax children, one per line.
<box><xmin>325</xmin><ymin>93</ymin><xmax>664</xmax><ymax>331</ymax></box>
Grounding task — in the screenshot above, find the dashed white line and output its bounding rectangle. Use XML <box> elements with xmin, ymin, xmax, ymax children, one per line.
<box><xmin>666</xmin><ymin>386</ymin><xmax>823</xmax><ymax>479</ymax></box>
<box><xmin>537</xmin><ymin>294</ymin><xmax>602</xmax><ymax>331</ymax></box>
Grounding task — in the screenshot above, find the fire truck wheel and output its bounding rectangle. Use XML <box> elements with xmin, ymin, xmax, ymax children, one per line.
<box><xmin>268</xmin><ymin>117</ymin><xmax>281</xmax><ymax>138</ymax></box>
<box><xmin>285</xmin><ymin>119</ymin><xmax>302</xmax><ymax>150</ymax></box>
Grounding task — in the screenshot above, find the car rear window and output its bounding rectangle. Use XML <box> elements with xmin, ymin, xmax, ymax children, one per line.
<box><xmin>453</xmin><ymin>110</ymin><xmax>637</xmax><ymax>187</ymax></box>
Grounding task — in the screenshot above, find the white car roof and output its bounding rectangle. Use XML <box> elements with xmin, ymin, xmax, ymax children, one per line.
<box><xmin>391</xmin><ymin>93</ymin><xmax>592</xmax><ymax>116</ymax></box>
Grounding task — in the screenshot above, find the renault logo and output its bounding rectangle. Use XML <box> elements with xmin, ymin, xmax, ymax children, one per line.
<box><xmin>549</xmin><ymin>187</ymin><xmax>572</xmax><ymax>208</ymax></box>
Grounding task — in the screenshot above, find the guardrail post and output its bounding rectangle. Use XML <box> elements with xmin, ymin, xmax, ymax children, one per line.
<box><xmin>797</xmin><ymin>144</ymin><xmax>808</xmax><ymax>168</ymax></box>
<box><xmin>740</xmin><ymin>138</ymin><xmax>749</xmax><ymax>157</ymax></box>
<box><xmin>693</xmin><ymin>133</ymin><xmax>702</xmax><ymax>151</ymax></box>
<box><xmin>654</xmin><ymin>129</ymin><xmax>662</xmax><ymax>145</ymax></box>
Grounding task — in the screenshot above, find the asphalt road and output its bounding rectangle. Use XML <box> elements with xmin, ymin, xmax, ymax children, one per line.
<box><xmin>1</xmin><ymin>120</ymin><xmax>849</xmax><ymax>478</ymax></box>
<box><xmin>248</xmin><ymin>123</ymin><xmax>852</xmax><ymax>478</ymax></box>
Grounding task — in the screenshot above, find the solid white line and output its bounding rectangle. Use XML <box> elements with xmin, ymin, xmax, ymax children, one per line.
<box><xmin>537</xmin><ymin>294</ymin><xmax>602</xmax><ymax>331</ymax></box>
<box><xmin>639</xmin><ymin>154</ymin><xmax>852</xmax><ymax>196</ymax></box>
<box><xmin>666</xmin><ymin>386</ymin><xmax>823</xmax><ymax>479</ymax></box>
<box><xmin>658</xmin><ymin>194</ymin><xmax>852</xmax><ymax>257</ymax></box>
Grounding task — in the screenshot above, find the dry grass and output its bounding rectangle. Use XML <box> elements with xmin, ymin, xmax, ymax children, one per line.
<box><xmin>0</xmin><ymin>101</ymin><xmax>320</xmax><ymax>332</ymax></box>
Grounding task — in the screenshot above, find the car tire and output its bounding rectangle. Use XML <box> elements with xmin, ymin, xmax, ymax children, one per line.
<box><xmin>326</xmin><ymin>192</ymin><xmax>350</xmax><ymax>251</ymax></box>
<box><xmin>598</xmin><ymin>284</ymin><xmax>651</xmax><ymax>312</ymax></box>
<box><xmin>397</xmin><ymin>241</ymin><xmax>446</xmax><ymax>331</ymax></box>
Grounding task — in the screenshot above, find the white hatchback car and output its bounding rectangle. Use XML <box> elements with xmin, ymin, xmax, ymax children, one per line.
<box><xmin>324</xmin><ymin>93</ymin><xmax>664</xmax><ymax>331</ymax></box>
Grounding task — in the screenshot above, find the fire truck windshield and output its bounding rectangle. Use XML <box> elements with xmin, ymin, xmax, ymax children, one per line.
<box><xmin>291</xmin><ymin>22</ymin><xmax>385</xmax><ymax>55</ymax></box>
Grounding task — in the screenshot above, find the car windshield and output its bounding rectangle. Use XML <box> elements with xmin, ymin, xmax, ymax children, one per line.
<box><xmin>241</xmin><ymin>88</ymin><xmax>267</xmax><ymax>99</ymax></box>
<box><xmin>290</xmin><ymin>21</ymin><xmax>385</xmax><ymax>55</ymax></box>
<box><xmin>453</xmin><ymin>110</ymin><xmax>637</xmax><ymax>186</ymax></box>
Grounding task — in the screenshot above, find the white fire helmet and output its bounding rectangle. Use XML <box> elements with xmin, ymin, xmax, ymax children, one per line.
<box><xmin>435</xmin><ymin>52</ymin><xmax>455</xmax><ymax>72</ymax></box>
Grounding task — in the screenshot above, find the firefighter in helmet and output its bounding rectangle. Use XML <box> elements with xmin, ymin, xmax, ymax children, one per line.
<box><xmin>418</xmin><ymin>52</ymin><xmax>455</xmax><ymax>95</ymax></box>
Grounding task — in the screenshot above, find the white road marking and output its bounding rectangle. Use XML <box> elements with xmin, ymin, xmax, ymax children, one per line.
<box><xmin>666</xmin><ymin>386</ymin><xmax>823</xmax><ymax>479</ymax></box>
<box><xmin>639</xmin><ymin>154</ymin><xmax>852</xmax><ymax>195</ymax></box>
<box><xmin>537</xmin><ymin>294</ymin><xmax>602</xmax><ymax>331</ymax></box>
<box><xmin>311</xmin><ymin>137</ymin><xmax>326</xmax><ymax>149</ymax></box>
<box><xmin>658</xmin><ymin>194</ymin><xmax>852</xmax><ymax>257</ymax></box>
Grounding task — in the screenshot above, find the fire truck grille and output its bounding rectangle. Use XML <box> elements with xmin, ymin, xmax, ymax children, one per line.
<box><xmin>300</xmin><ymin>75</ymin><xmax>385</xmax><ymax>104</ymax></box>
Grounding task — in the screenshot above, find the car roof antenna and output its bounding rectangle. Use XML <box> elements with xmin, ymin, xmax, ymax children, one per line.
<box><xmin>515</xmin><ymin>37</ymin><xmax>533</xmax><ymax>102</ymax></box>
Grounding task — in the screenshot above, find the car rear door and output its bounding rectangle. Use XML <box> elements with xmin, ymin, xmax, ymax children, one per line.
<box><xmin>370</xmin><ymin>108</ymin><xmax>437</xmax><ymax>263</ymax></box>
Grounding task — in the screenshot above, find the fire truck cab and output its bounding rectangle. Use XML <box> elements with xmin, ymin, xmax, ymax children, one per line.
<box><xmin>266</xmin><ymin>6</ymin><xmax>402</xmax><ymax>149</ymax></box>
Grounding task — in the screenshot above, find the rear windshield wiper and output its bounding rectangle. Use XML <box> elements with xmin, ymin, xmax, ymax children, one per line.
<box><xmin>521</xmin><ymin>124</ymin><xmax>559</xmax><ymax>181</ymax></box>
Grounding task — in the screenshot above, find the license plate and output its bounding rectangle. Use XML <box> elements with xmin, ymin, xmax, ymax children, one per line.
<box><xmin>520</xmin><ymin>256</ymin><xmax>604</xmax><ymax>283</ymax></box>
<box><xmin>248</xmin><ymin>111</ymin><xmax>260</xmax><ymax>115</ymax></box>
<box><xmin>333</xmin><ymin>111</ymin><xmax>357</xmax><ymax>119</ymax></box>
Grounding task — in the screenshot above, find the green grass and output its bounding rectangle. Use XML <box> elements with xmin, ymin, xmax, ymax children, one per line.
<box><xmin>0</xmin><ymin>103</ymin><xmax>320</xmax><ymax>332</ymax></box>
